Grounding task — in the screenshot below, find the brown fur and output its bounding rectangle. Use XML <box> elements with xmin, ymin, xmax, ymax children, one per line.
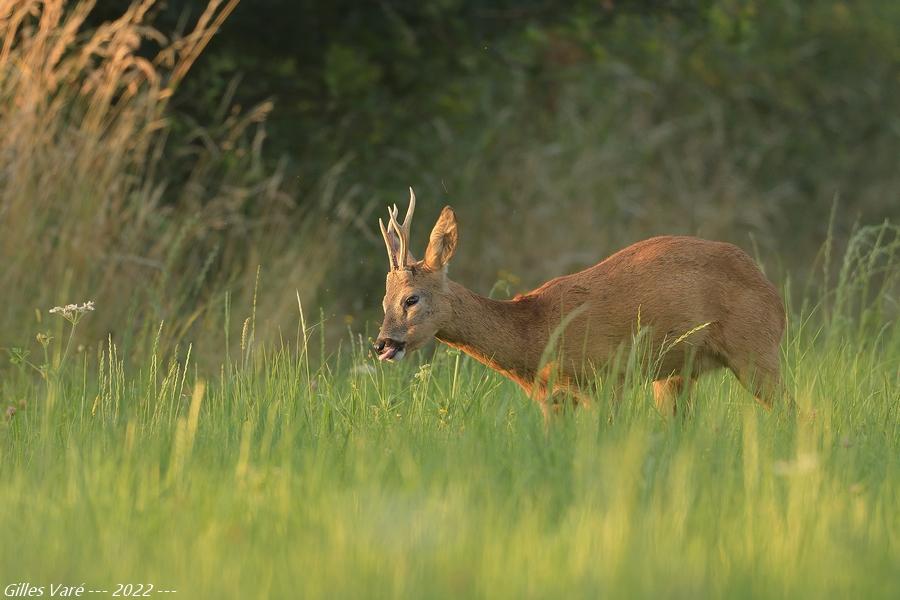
<box><xmin>376</xmin><ymin>200</ymin><xmax>786</xmax><ymax>419</ymax></box>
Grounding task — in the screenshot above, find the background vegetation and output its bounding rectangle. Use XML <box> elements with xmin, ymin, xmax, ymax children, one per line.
<box><xmin>2</xmin><ymin>0</ymin><xmax>898</xmax><ymax>359</ymax></box>
<box><xmin>0</xmin><ymin>1</ymin><xmax>898</xmax><ymax>598</ymax></box>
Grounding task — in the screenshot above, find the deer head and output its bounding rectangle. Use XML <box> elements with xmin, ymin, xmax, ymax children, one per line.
<box><xmin>374</xmin><ymin>188</ymin><xmax>458</xmax><ymax>361</ymax></box>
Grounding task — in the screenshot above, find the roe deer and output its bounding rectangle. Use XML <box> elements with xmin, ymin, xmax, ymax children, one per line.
<box><xmin>374</xmin><ymin>189</ymin><xmax>786</xmax><ymax>418</ymax></box>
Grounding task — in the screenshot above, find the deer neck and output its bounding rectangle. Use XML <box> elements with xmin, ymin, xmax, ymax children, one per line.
<box><xmin>435</xmin><ymin>279</ymin><xmax>547</xmax><ymax>384</ymax></box>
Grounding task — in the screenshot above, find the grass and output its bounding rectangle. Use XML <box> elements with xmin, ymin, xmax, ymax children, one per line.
<box><xmin>0</xmin><ymin>2</ymin><xmax>897</xmax><ymax>598</ymax></box>
<box><xmin>1</xmin><ymin>226</ymin><xmax>898</xmax><ymax>599</ymax></box>
<box><xmin>0</xmin><ymin>0</ymin><xmax>337</xmax><ymax>359</ymax></box>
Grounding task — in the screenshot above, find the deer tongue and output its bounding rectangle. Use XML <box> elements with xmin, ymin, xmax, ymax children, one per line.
<box><xmin>378</xmin><ymin>346</ymin><xmax>399</xmax><ymax>361</ymax></box>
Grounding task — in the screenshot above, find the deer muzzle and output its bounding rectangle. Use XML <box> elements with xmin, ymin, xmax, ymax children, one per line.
<box><xmin>374</xmin><ymin>337</ymin><xmax>406</xmax><ymax>362</ymax></box>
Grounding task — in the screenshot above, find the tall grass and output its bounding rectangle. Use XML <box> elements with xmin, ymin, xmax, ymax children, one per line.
<box><xmin>0</xmin><ymin>0</ymin><xmax>337</xmax><ymax>362</ymax></box>
<box><xmin>0</xmin><ymin>222</ymin><xmax>897</xmax><ymax>598</ymax></box>
<box><xmin>0</xmin><ymin>4</ymin><xmax>897</xmax><ymax>597</ymax></box>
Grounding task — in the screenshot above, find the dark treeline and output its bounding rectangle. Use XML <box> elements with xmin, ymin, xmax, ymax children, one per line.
<box><xmin>82</xmin><ymin>0</ymin><xmax>900</xmax><ymax>334</ymax></box>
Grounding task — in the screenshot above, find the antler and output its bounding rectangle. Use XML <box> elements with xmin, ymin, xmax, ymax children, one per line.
<box><xmin>382</xmin><ymin>187</ymin><xmax>417</xmax><ymax>270</ymax></box>
<box><xmin>379</xmin><ymin>217</ymin><xmax>398</xmax><ymax>270</ymax></box>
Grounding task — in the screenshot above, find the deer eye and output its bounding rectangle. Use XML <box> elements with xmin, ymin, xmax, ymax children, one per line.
<box><xmin>404</xmin><ymin>295</ymin><xmax>419</xmax><ymax>308</ymax></box>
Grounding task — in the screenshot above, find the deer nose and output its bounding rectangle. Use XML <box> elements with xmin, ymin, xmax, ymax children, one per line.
<box><xmin>374</xmin><ymin>337</ymin><xmax>405</xmax><ymax>361</ymax></box>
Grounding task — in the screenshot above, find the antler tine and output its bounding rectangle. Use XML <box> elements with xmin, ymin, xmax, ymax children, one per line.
<box><xmin>379</xmin><ymin>217</ymin><xmax>397</xmax><ymax>270</ymax></box>
<box><xmin>401</xmin><ymin>187</ymin><xmax>416</xmax><ymax>238</ymax></box>
<box><xmin>388</xmin><ymin>203</ymin><xmax>407</xmax><ymax>269</ymax></box>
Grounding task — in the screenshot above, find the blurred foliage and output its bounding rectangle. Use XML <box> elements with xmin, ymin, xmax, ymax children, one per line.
<box><xmin>101</xmin><ymin>0</ymin><xmax>899</xmax><ymax>186</ymax></box>
<box><xmin>74</xmin><ymin>0</ymin><xmax>900</xmax><ymax>334</ymax></box>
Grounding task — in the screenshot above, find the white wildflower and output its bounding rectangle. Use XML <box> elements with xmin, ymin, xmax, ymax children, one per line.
<box><xmin>49</xmin><ymin>301</ymin><xmax>95</xmax><ymax>323</ymax></box>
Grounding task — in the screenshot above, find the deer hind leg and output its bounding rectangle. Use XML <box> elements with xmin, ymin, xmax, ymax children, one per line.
<box><xmin>709</xmin><ymin>316</ymin><xmax>785</xmax><ymax>410</ymax></box>
<box><xmin>728</xmin><ymin>354</ymin><xmax>783</xmax><ymax>410</ymax></box>
<box><xmin>652</xmin><ymin>375</ymin><xmax>694</xmax><ymax>417</ymax></box>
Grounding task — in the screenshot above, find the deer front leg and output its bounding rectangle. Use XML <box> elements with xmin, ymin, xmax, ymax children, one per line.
<box><xmin>526</xmin><ymin>378</ymin><xmax>591</xmax><ymax>424</ymax></box>
<box><xmin>652</xmin><ymin>375</ymin><xmax>695</xmax><ymax>417</ymax></box>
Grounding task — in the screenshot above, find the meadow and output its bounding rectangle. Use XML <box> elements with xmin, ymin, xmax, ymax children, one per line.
<box><xmin>1</xmin><ymin>223</ymin><xmax>898</xmax><ymax>598</ymax></box>
<box><xmin>1</xmin><ymin>2</ymin><xmax>898</xmax><ymax>598</ymax></box>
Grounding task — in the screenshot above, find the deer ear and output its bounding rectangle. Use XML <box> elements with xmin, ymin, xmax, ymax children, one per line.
<box><xmin>424</xmin><ymin>206</ymin><xmax>458</xmax><ymax>271</ymax></box>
